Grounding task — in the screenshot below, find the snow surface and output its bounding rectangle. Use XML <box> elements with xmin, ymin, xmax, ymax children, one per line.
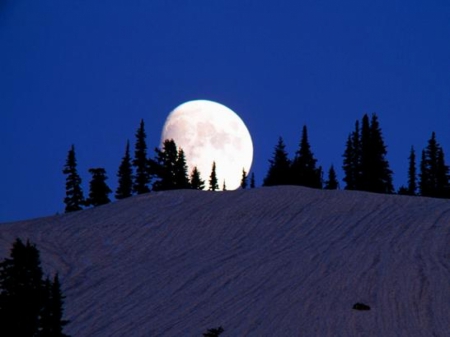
<box><xmin>1</xmin><ymin>186</ymin><xmax>450</xmax><ymax>336</ymax></box>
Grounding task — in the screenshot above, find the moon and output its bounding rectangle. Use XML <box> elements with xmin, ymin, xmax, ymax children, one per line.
<box><xmin>161</xmin><ymin>100</ymin><xmax>253</xmax><ymax>190</ymax></box>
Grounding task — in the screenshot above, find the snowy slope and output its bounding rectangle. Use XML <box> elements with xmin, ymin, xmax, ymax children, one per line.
<box><xmin>1</xmin><ymin>186</ymin><xmax>450</xmax><ymax>336</ymax></box>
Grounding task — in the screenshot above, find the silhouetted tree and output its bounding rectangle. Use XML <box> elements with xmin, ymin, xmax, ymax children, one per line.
<box><xmin>291</xmin><ymin>125</ymin><xmax>322</xmax><ymax>188</ymax></box>
<box><xmin>133</xmin><ymin>119</ymin><xmax>150</xmax><ymax>194</ymax></box>
<box><xmin>240</xmin><ymin>169</ymin><xmax>248</xmax><ymax>189</ymax></box>
<box><xmin>40</xmin><ymin>274</ymin><xmax>69</xmax><ymax>337</ymax></box>
<box><xmin>419</xmin><ymin>132</ymin><xmax>450</xmax><ymax>198</ymax></box>
<box><xmin>115</xmin><ymin>141</ymin><xmax>133</xmax><ymax>200</ymax></box>
<box><xmin>263</xmin><ymin>137</ymin><xmax>291</xmax><ymax>186</ymax></box>
<box><xmin>0</xmin><ymin>239</ymin><xmax>44</xmax><ymax>336</ymax></box>
<box><xmin>209</xmin><ymin>162</ymin><xmax>219</xmax><ymax>191</ymax></box>
<box><xmin>324</xmin><ymin>165</ymin><xmax>339</xmax><ymax>189</ymax></box>
<box><xmin>190</xmin><ymin>167</ymin><xmax>205</xmax><ymax>190</ymax></box>
<box><xmin>342</xmin><ymin>121</ymin><xmax>361</xmax><ymax>190</ymax></box>
<box><xmin>222</xmin><ymin>180</ymin><xmax>227</xmax><ymax>191</ymax></box>
<box><xmin>86</xmin><ymin>168</ymin><xmax>111</xmax><ymax>206</ymax></box>
<box><xmin>343</xmin><ymin>114</ymin><xmax>393</xmax><ymax>193</ymax></box>
<box><xmin>63</xmin><ymin>145</ymin><xmax>84</xmax><ymax>213</ymax></box>
<box><xmin>407</xmin><ymin>146</ymin><xmax>417</xmax><ymax>195</ymax></box>
<box><xmin>174</xmin><ymin>149</ymin><xmax>191</xmax><ymax>189</ymax></box>
<box><xmin>203</xmin><ymin>326</ymin><xmax>224</xmax><ymax>337</ymax></box>
<box><xmin>151</xmin><ymin>139</ymin><xmax>190</xmax><ymax>191</ymax></box>
<box><xmin>250</xmin><ymin>172</ymin><xmax>255</xmax><ymax>188</ymax></box>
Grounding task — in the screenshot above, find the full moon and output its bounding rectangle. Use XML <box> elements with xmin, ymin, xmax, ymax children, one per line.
<box><xmin>161</xmin><ymin>100</ymin><xmax>253</xmax><ymax>190</ymax></box>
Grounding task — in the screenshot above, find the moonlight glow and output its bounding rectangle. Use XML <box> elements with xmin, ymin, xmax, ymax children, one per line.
<box><xmin>161</xmin><ymin>100</ymin><xmax>253</xmax><ymax>190</ymax></box>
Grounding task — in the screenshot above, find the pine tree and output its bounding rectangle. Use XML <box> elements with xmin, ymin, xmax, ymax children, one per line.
<box><xmin>250</xmin><ymin>172</ymin><xmax>255</xmax><ymax>188</ymax></box>
<box><xmin>263</xmin><ymin>137</ymin><xmax>291</xmax><ymax>186</ymax></box>
<box><xmin>420</xmin><ymin>132</ymin><xmax>450</xmax><ymax>198</ymax></box>
<box><xmin>324</xmin><ymin>165</ymin><xmax>339</xmax><ymax>189</ymax></box>
<box><xmin>209</xmin><ymin>162</ymin><xmax>219</xmax><ymax>191</ymax></box>
<box><xmin>40</xmin><ymin>274</ymin><xmax>69</xmax><ymax>337</ymax></box>
<box><xmin>407</xmin><ymin>146</ymin><xmax>417</xmax><ymax>195</ymax></box>
<box><xmin>240</xmin><ymin>169</ymin><xmax>248</xmax><ymax>189</ymax></box>
<box><xmin>151</xmin><ymin>139</ymin><xmax>189</xmax><ymax>191</ymax></box>
<box><xmin>290</xmin><ymin>125</ymin><xmax>322</xmax><ymax>188</ymax></box>
<box><xmin>133</xmin><ymin>119</ymin><xmax>150</xmax><ymax>194</ymax></box>
<box><xmin>342</xmin><ymin>121</ymin><xmax>361</xmax><ymax>190</ymax></box>
<box><xmin>0</xmin><ymin>240</ymin><xmax>70</xmax><ymax>337</ymax></box>
<box><xmin>86</xmin><ymin>168</ymin><xmax>111</xmax><ymax>207</ymax></box>
<box><xmin>0</xmin><ymin>239</ymin><xmax>44</xmax><ymax>336</ymax></box>
<box><xmin>190</xmin><ymin>167</ymin><xmax>205</xmax><ymax>190</ymax></box>
<box><xmin>63</xmin><ymin>145</ymin><xmax>84</xmax><ymax>213</ymax></box>
<box><xmin>174</xmin><ymin>148</ymin><xmax>191</xmax><ymax>189</ymax></box>
<box><xmin>115</xmin><ymin>141</ymin><xmax>133</xmax><ymax>200</ymax></box>
<box><xmin>222</xmin><ymin>180</ymin><xmax>227</xmax><ymax>191</ymax></box>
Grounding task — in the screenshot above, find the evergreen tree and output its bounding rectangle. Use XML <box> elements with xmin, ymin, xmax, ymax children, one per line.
<box><xmin>190</xmin><ymin>167</ymin><xmax>205</xmax><ymax>190</ymax></box>
<box><xmin>174</xmin><ymin>149</ymin><xmax>191</xmax><ymax>189</ymax></box>
<box><xmin>324</xmin><ymin>165</ymin><xmax>339</xmax><ymax>189</ymax></box>
<box><xmin>40</xmin><ymin>274</ymin><xmax>69</xmax><ymax>337</ymax></box>
<box><xmin>209</xmin><ymin>162</ymin><xmax>219</xmax><ymax>191</ymax></box>
<box><xmin>86</xmin><ymin>168</ymin><xmax>111</xmax><ymax>207</ymax></box>
<box><xmin>63</xmin><ymin>145</ymin><xmax>84</xmax><ymax>213</ymax></box>
<box><xmin>263</xmin><ymin>137</ymin><xmax>291</xmax><ymax>186</ymax></box>
<box><xmin>222</xmin><ymin>180</ymin><xmax>227</xmax><ymax>191</ymax></box>
<box><xmin>407</xmin><ymin>146</ymin><xmax>417</xmax><ymax>195</ymax></box>
<box><xmin>240</xmin><ymin>169</ymin><xmax>248</xmax><ymax>189</ymax></box>
<box><xmin>290</xmin><ymin>126</ymin><xmax>322</xmax><ymax>188</ymax></box>
<box><xmin>343</xmin><ymin>114</ymin><xmax>393</xmax><ymax>194</ymax></box>
<box><xmin>151</xmin><ymin>139</ymin><xmax>190</xmax><ymax>191</ymax></box>
<box><xmin>250</xmin><ymin>172</ymin><xmax>255</xmax><ymax>188</ymax></box>
<box><xmin>115</xmin><ymin>141</ymin><xmax>133</xmax><ymax>200</ymax></box>
<box><xmin>342</xmin><ymin>121</ymin><xmax>361</xmax><ymax>190</ymax></box>
<box><xmin>420</xmin><ymin>132</ymin><xmax>450</xmax><ymax>198</ymax></box>
<box><xmin>133</xmin><ymin>119</ymin><xmax>150</xmax><ymax>194</ymax></box>
<box><xmin>0</xmin><ymin>239</ymin><xmax>44</xmax><ymax>337</ymax></box>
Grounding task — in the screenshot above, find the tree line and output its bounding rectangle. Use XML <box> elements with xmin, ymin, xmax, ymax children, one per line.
<box><xmin>63</xmin><ymin>120</ymin><xmax>256</xmax><ymax>213</ymax></box>
<box><xmin>262</xmin><ymin>113</ymin><xmax>450</xmax><ymax>198</ymax></box>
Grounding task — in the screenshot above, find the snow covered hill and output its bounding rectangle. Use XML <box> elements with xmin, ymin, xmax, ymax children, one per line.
<box><xmin>1</xmin><ymin>186</ymin><xmax>450</xmax><ymax>336</ymax></box>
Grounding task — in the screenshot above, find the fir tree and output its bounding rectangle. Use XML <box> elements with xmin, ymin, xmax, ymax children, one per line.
<box><xmin>263</xmin><ymin>137</ymin><xmax>291</xmax><ymax>186</ymax></box>
<box><xmin>133</xmin><ymin>119</ymin><xmax>150</xmax><ymax>194</ymax></box>
<box><xmin>209</xmin><ymin>162</ymin><xmax>219</xmax><ymax>191</ymax></box>
<box><xmin>222</xmin><ymin>180</ymin><xmax>227</xmax><ymax>191</ymax></box>
<box><xmin>240</xmin><ymin>169</ymin><xmax>248</xmax><ymax>189</ymax></box>
<box><xmin>174</xmin><ymin>148</ymin><xmax>191</xmax><ymax>189</ymax></box>
<box><xmin>324</xmin><ymin>165</ymin><xmax>339</xmax><ymax>189</ymax></box>
<box><xmin>290</xmin><ymin>125</ymin><xmax>322</xmax><ymax>188</ymax></box>
<box><xmin>342</xmin><ymin>121</ymin><xmax>361</xmax><ymax>190</ymax></box>
<box><xmin>115</xmin><ymin>141</ymin><xmax>133</xmax><ymax>200</ymax></box>
<box><xmin>420</xmin><ymin>132</ymin><xmax>450</xmax><ymax>198</ymax></box>
<box><xmin>40</xmin><ymin>274</ymin><xmax>69</xmax><ymax>337</ymax></box>
<box><xmin>407</xmin><ymin>146</ymin><xmax>417</xmax><ymax>195</ymax></box>
<box><xmin>86</xmin><ymin>168</ymin><xmax>111</xmax><ymax>207</ymax></box>
<box><xmin>63</xmin><ymin>145</ymin><xmax>84</xmax><ymax>213</ymax></box>
<box><xmin>190</xmin><ymin>167</ymin><xmax>205</xmax><ymax>190</ymax></box>
<box><xmin>250</xmin><ymin>172</ymin><xmax>255</xmax><ymax>188</ymax></box>
<box><xmin>0</xmin><ymin>239</ymin><xmax>44</xmax><ymax>337</ymax></box>
<box><xmin>151</xmin><ymin>139</ymin><xmax>190</xmax><ymax>191</ymax></box>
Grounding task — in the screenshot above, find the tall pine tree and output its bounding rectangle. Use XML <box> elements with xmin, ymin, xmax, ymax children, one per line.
<box><xmin>324</xmin><ymin>165</ymin><xmax>339</xmax><ymax>190</ymax></box>
<box><xmin>240</xmin><ymin>169</ymin><xmax>248</xmax><ymax>189</ymax></box>
<box><xmin>133</xmin><ymin>119</ymin><xmax>150</xmax><ymax>194</ymax></box>
<box><xmin>407</xmin><ymin>146</ymin><xmax>417</xmax><ymax>195</ymax></box>
<box><xmin>86</xmin><ymin>168</ymin><xmax>111</xmax><ymax>206</ymax></box>
<box><xmin>63</xmin><ymin>145</ymin><xmax>84</xmax><ymax>213</ymax></box>
<box><xmin>263</xmin><ymin>137</ymin><xmax>291</xmax><ymax>186</ymax></box>
<box><xmin>250</xmin><ymin>172</ymin><xmax>255</xmax><ymax>188</ymax></box>
<box><xmin>342</xmin><ymin>121</ymin><xmax>361</xmax><ymax>190</ymax></box>
<box><xmin>40</xmin><ymin>274</ymin><xmax>69</xmax><ymax>337</ymax></box>
<box><xmin>290</xmin><ymin>125</ymin><xmax>322</xmax><ymax>188</ymax></box>
<box><xmin>174</xmin><ymin>148</ymin><xmax>191</xmax><ymax>189</ymax></box>
<box><xmin>115</xmin><ymin>141</ymin><xmax>133</xmax><ymax>200</ymax></box>
<box><xmin>419</xmin><ymin>132</ymin><xmax>450</xmax><ymax>198</ymax></box>
<box><xmin>209</xmin><ymin>162</ymin><xmax>219</xmax><ymax>191</ymax></box>
<box><xmin>190</xmin><ymin>167</ymin><xmax>205</xmax><ymax>190</ymax></box>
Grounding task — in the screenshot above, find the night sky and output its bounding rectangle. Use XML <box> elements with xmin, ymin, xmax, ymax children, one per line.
<box><xmin>2</xmin><ymin>0</ymin><xmax>449</xmax><ymax>222</ymax></box>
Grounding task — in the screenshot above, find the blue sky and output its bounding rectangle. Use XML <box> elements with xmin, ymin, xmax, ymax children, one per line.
<box><xmin>1</xmin><ymin>0</ymin><xmax>449</xmax><ymax>222</ymax></box>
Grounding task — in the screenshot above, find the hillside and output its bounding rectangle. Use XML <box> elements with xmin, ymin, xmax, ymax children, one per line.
<box><xmin>1</xmin><ymin>186</ymin><xmax>450</xmax><ymax>336</ymax></box>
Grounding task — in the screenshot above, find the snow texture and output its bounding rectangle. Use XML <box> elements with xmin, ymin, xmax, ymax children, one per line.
<box><xmin>1</xmin><ymin>186</ymin><xmax>450</xmax><ymax>336</ymax></box>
